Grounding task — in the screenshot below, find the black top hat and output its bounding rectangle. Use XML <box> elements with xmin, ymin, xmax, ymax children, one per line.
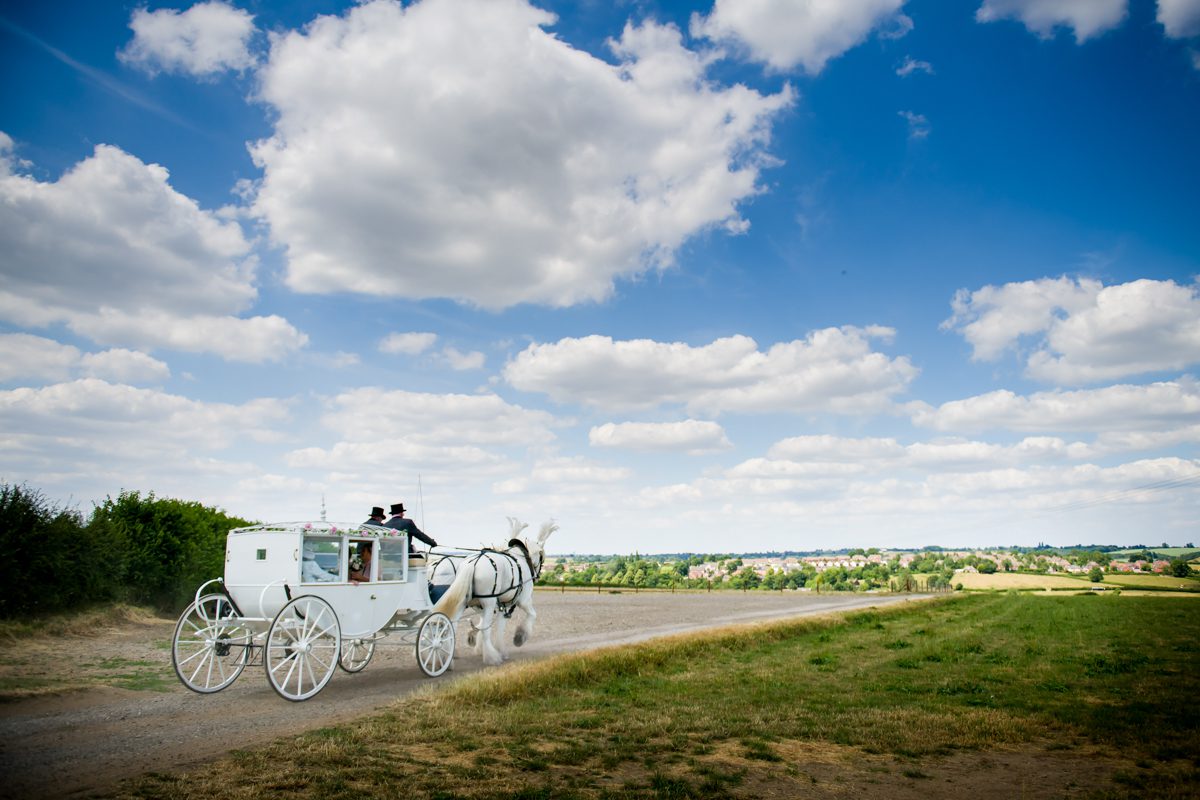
<box><xmin>370</xmin><ymin>506</ymin><xmax>385</xmax><ymax>518</ymax></box>
<box><xmin>390</xmin><ymin>502</ymin><xmax>406</xmax><ymax>515</ymax></box>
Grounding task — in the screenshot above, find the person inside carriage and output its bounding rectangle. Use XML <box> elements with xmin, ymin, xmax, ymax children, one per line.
<box><xmin>349</xmin><ymin>541</ymin><xmax>373</xmax><ymax>584</ymax></box>
<box><xmin>301</xmin><ymin>542</ymin><xmax>338</xmax><ymax>582</ymax></box>
<box><xmin>384</xmin><ymin>502</ymin><xmax>437</xmax><ymax>565</ymax></box>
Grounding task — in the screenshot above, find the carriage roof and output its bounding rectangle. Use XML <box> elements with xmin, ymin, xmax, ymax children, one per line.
<box><xmin>227</xmin><ymin>521</ymin><xmax>407</xmax><ymax>538</ymax></box>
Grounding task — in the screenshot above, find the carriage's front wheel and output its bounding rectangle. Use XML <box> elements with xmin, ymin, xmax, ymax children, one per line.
<box><xmin>338</xmin><ymin>637</ymin><xmax>376</xmax><ymax>673</ymax></box>
<box><xmin>265</xmin><ymin>596</ymin><xmax>341</xmax><ymax>701</ymax></box>
<box><xmin>416</xmin><ymin>612</ymin><xmax>455</xmax><ymax>677</ymax></box>
<box><xmin>172</xmin><ymin>593</ymin><xmax>250</xmax><ymax>693</ymax></box>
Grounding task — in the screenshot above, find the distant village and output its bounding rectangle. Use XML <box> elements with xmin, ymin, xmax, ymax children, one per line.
<box><xmin>539</xmin><ymin>545</ymin><xmax>1198</xmax><ymax>592</ymax></box>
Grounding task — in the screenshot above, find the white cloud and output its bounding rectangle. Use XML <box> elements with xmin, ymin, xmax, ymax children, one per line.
<box><xmin>0</xmin><ymin>379</ymin><xmax>290</xmax><ymax>460</ymax></box>
<box><xmin>944</xmin><ymin>277</ymin><xmax>1200</xmax><ymax>383</ymax></box>
<box><xmin>589</xmin><ymin>420</ymin><xmax>732</xmax><ymax>454</ymax></box>
<box><xmin>250</xmin><ymin>0</ymin><xmax>792</xmax><ymax>310</ymax></box>
<box><xmin>0</xmin><ymin>141</ymin><xmax>306</xmax><ymax>362</ymax></box>
<box><xmin>440</xmin><ymin>347</ymin><xmax>486</xmax><ymax>371</ymax></box>
<box><xmin>380</xmin><ymin>332</ymin><xmax>438</xmax><ymax>355</ymax></box>
<box><xmin>284</xmin><ymin>388</ymin><xmax>564</xmax><ymax>484</ymax></box>
<box><xmin>769</xmin><ymin>434</ymin><xmax>905</xmax><ymax>462</ymax></box>
<box><xmin>78</xmin><ymin>348</ymin><xmax>171</xmax><ymax>383</ymax></box>
<box><xmin>691</xmin><ymin>0</ymin><xmax>908</xmax><ymax>74</ymax></box>
<box><xmin>494</xmin><ymin>456</ymin><xmax>632</xmax><ymax>496</ymax></box>
<box><xmin>896</xmin><ymin>55</ymin><xmax>934</xmax><ymax>76</ymax></box>
<box><xmin>898</xmin><ymin>110</ymin><xmax>930</xmax><ymax>139</ymax></box>
<box><xmin>121</xmin><ymin>1</ymin><xmax>257</xmax><ymax>77</ymax></box>
<box><xmin>975</xmin><ymin>0</ymin><xmax>1127</xmax><ymax>42</ymax></box>
<box><xmin>1026</xmin><ymin>279</ymin><xmax>1200</xmax><ymax>383</ymax></box>
<box><xmin>504</xmin><ymin>327</ymin><xmax>917</xmax><ymax>414</ymax></box>
<box><xmin>1158</xmin><ymin>0</ymin><xmax>1200</xmax><ymax>38</ymax></box>
<box><xmin>909</xmin><ymin>379</ymin><xmax>1200</xmax><ymax>434</ymax></box>
<box><xmin>319</xmin><ymin>388</ymin><xmax>561</xmax><ymax>448</ymax></box>
<box><xmin>0</xmin><ymin>333</ymin><xmax>170</xmax><ymax>384</ymax></box>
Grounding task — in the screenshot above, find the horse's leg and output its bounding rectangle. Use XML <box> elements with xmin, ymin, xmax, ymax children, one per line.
<box><xmin>513</xmin><ymin>588</ymin><xmax>536</xmax><ymax>647</ymax></box>
<box><xmin>478</xmin><ymin>599</ymin><xmax>504</xmax><ymax>666</ymax></box>
<box><xmin>493</xmin><ymin>613</ymin><xmax>509</xmax><ymax>662</ymax></box>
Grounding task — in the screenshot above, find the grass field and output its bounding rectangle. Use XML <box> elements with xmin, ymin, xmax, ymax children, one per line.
<box><xmin>115</xmin><ymin>593</ymin><xmax>1199</xmax><ymax>799</ymax></box>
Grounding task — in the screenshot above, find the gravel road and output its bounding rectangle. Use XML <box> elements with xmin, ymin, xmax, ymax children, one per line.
<box><xmin>0</xmin><ymin>590</ymin><xmax>926</xmax><ymax>798</ymax></box>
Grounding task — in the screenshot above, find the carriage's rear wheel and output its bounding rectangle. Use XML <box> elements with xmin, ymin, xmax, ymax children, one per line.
<box><xmin>416</xmin><ymin>612</ymin><xmax>454</xmax><ymax>677</ymax></box>
<box><xmin>172</xmin><ymin>594</ymin><xmax>250</xmax><ymax>693</ymax></box>
<box><xmin>338</xmin><ymin>637</ymin><xmax>376</xmax><ymax>673</ymax></box>
<box><xmin>265</xmin><ymin>596</ymin><xmax>341</xmax><ymax>701</ymax></box>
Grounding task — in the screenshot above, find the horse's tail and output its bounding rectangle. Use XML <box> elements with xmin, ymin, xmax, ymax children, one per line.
<box><xmin>431</xmin><ymin>555</ymin><xmax>474</xmax><ymax>620</ymax></box>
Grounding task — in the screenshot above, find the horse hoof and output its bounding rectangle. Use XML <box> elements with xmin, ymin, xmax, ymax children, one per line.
<box><xmin>513</xmin><ymin>632</ymin><xmax>525</xmax><ymax>647</ymax></box>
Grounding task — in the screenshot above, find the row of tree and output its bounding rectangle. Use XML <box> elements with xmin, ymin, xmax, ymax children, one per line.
<box><xmin>537</xmin><ymin>554</ymin><xmax>959</xmax><ymax>593</ymax></box>
<box><xmin>0</xmin><ymin>483</ymin><xmax>250</xmax><ymax>617</ymax></box>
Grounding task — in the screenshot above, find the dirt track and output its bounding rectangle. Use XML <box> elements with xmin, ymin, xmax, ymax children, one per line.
<box><xmin>0</xmin><ymin>590</ymin><xmax>925</xmax><ymax>799</ymax></box>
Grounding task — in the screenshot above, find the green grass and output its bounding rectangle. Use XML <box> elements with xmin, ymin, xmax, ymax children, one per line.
<box><xmin>117</xmin><ymin>594</ymin><xmax>1200</xmax><ymax>799</ymax></box>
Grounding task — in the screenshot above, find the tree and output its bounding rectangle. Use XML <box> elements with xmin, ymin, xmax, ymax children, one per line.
<box><xmin>1169</xmin><ymin>559</ymin><xmax>1193</xmax><ymax>578</ymax></box>
<box><xmin>1088</xmin><ymin>566</ymin><xmax>1104</xmax><ymax>583</ymax></box>
<box><xmin>978</xmin><ymin>560</ymin><xmax>997</xmax><ymax>574</ymax></box>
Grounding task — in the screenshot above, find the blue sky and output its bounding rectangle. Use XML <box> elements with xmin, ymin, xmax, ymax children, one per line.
<box><xmin>1</xmin><ymin>0</ymin><xmax>1198</xmax><ymax>554</ymax></box>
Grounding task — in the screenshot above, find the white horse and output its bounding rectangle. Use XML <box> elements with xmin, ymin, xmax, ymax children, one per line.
<box><xmin>430</xmin><ymin>517</ymin><xmax>557</xmax><ymax>666</ymax></box>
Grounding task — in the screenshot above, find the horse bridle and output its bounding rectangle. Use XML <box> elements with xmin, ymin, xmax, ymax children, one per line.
<box><xmin>507</xmin><ymin>538</ymin><xmax>543</xmax><ymax>582</ymax></box>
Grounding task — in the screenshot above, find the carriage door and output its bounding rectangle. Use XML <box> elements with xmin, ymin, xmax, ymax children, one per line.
<box><xmin>372</xmin><ymin>536</ymin><xmax>411</xmax><ymax>630</ymax></box>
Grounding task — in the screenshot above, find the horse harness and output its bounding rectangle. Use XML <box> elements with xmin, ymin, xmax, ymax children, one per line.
<box><xmin>466</xmin><ymin>539</ymin><xmax>541</xmax><ymax>618</ymax></box>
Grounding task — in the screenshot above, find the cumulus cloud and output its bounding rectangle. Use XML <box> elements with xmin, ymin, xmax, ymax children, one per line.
<box><xmin>440</xmin><ymin>347</ymin><xmax>486</xmax><ymax>371</ymax></box>
<box><xmin>909</xmin><ymin>379</ymin><xmax>1200</xmax><ymax>434</ymax></box>
<box><xmin>0</xmin><ymin>379</ymin><xmax>290</xmax><ymax>460</ymax></box>
<box><xmin>589</xmin><ymin>420</ymin><xmax>732</xmax><ymax>454</ymax></box>
<box><xmin>380</xmin><ymin>332</ymin><xmax>438</xmax><ymax>355</ymax></box>
<box><xmin>503</xmin><ymin>327</ymin><xmax>917</xmax><ymax>414</ymax></box>
<box><xmin>120</xmin><ymin>1</ymin><xmax>257</xmax><ymax>76</ymax></box>
<box><xmin>285</xmin><ymin>387</ymin><xmax>563</xmax><ymax>483</ymax></box>
<box><xmin>975</xmin><ymin>0</ymin><xmax>1127</xmax><ymax>41</ymax></box>
<box><xmin>944</xmin><ymin>277</ymin><xmax>1200</xmax><ymax>383</ymax></box>
<box><xmin>0</xmin><ymin>141</ymin><xmax>306</xmax><ymax>362</ymax></box>
<box><xmin>691</xmin><ymin>0</ymin><xmax>908</xmax><ymax>74</ymax></box>
<box><xmin>1158</xmin><ymin>0</ymin><xmax>1200</xmax><ymax>38</ymax></box>
<box><xmin>250</xmin><ymin>0</ymin><xmax>792</xmax><ymax>310</ymax></box>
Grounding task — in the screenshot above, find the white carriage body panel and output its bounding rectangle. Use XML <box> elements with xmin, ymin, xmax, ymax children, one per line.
<box><xmin>222</xmin><ymin>522</ymin><xmax>431</xmax><ymax>631</ymax></box>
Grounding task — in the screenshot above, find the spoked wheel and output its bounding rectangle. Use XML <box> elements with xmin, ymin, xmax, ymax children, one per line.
<box><xmin>172</xmin><ymin>593</ymin><xmax>251</xmax><ymax>693</ymax></box>
<box><xmin>338</xmin><ymin>637</ymin><xmax>376</xmax><ymax>673</ymax></box>
<box><xmin>416</xmin><ymin>612</ymin><xmax>455</xmax><ymax>677</ymax></box>
<box><xmin>265</xmin><ymin>596</ymin><xmax>341</xmax><ymax>701</ymax></box>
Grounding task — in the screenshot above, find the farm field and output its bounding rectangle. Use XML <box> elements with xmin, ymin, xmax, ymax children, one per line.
<box><xmin>114</xmin><ymin>593</ymin><xmax>1199</xmax><ymax>800</ymax></box>
<box><xmin>952</xmin><ymin>572</ymin><xmax>1091</xmax><ymax>590</ymax></box>
<box><xmin>1101</xmin><ymin>573</ymin><xmax>1200</xmax><ymax>590</ymax></box>
<box><xmin>954</xmin><ymin>571</ymin><xmax>1200</xmax><ymax>593</ymax></box>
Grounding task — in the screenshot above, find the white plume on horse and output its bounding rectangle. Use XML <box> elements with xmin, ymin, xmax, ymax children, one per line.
<box><xmin>431</xmin><ymin>517</ymin><xmax>558</xmax><ymax>666</ymax></box>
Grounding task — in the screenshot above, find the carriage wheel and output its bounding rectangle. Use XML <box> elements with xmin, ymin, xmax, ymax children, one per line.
<box><xmin>338</xmin><ymin>637</ymin><xmax>376</xmax><ymax>673</ymax></box>
<box><xmin>416</xmin><ymin>612</ymin><xmax>455</xmax><ymax>677</ymax></box>
<box><xmin>265</xmin><ymin>596</ymin><xmax>341</xmax><ymax>701</ymax></box>
<box><xmin>172</xmin><ymin>593</ymin><xmax>250</xmax><ymax>693</ymax></box>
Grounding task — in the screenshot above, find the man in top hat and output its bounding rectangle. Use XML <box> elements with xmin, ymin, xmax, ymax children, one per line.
<box><xmin>362</xmin><ymin>506</ymin><xmax>387</xmax><ymax>526</ymax></box>
<box><xmin>385</xmin><ymin>502</ymin><xmax>437</xmax><ymax>558</ymax></box>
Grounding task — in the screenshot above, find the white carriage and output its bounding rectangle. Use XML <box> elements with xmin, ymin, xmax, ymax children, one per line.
<box><xmin>171</xmin><ymin>521</ymin><xmax>456</xmax><ymax>701</ymax></box>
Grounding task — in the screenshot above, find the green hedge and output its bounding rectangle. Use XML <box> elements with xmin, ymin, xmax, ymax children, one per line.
<box><xmin>0</xmin><ymin>483</ymin><xmax>252</xmax><ymax>617</ymax></box>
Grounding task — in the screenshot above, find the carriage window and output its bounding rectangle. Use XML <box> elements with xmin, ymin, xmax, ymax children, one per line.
<box><xmin>256</xmin><ymin>549</ymin><xmax>267</xmax><ymax>561</ymax></box>
<box><xmin>377</xmin><ymin>537</ymin><xmax>408</xmax><ymax>581</ymax></box>
<box><xmin>301</xmin><ymin>536</ymin><xmax>341</xmax><ymax>583</ymax></box>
